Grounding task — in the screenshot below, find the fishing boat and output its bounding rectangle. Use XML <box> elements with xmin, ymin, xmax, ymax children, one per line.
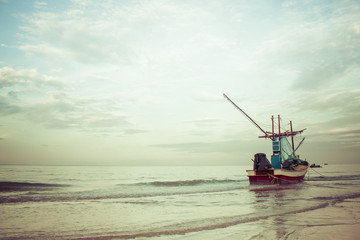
<box><xmin>310</xmin><ymin>163</ymin><xmax>322</xmax><ymax>168</ymax></box>
<box><xmin>224</xmin><ymin>94</ymin><xmax>309</xmax><ymax>184</ymax></box>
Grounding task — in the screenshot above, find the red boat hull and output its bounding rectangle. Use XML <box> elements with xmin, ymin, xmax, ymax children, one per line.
<box><xmin>247</xmin><ymin>167</ymin><xmax>308</xmax><ymax>184</ymax></box>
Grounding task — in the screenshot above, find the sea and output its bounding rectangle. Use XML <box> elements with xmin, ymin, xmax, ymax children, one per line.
<box><xmin>1</xmin><ymin>164</ymin><xmax>360</xmax><ymax>240</ymax></box>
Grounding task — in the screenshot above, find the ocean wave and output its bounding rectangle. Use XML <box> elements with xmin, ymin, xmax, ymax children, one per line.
<box><xmin>311</xmin><ymin>192</ymin><xmax>360</xmax><ymax>202</ymax></box>
<box><xmin>0</xmin><ymin>183</ymin><xmax>246</xmax><ymax>204</ymax></box>
<box><xmin>249</xmin><ymin>184</ymin><xmax>305</xmax><ymax>192</ymax></box>
<box><xmin>0</xmin><ymin>181</ymin><xmax>70</xmax><ymax>192</ymax></box>
<box><xmin>129</xmin><ymin>179</ymin><xmax>243</xmax><ymax>187</ymax></box>
<box><xmin>307</xmin><ymin>174</ymin><xmax>360</xmax><ymax>182</ymax></box>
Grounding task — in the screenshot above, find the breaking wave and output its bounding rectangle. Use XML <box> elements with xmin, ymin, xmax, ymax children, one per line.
<box><xmin>0</xmin><ymin>179</ymin><xmax>246</xmax><ymax>204</ymax></box>
<box><xmin>0</xmin><ymin>182</ymin><xmax>70</xmax><ymax>192</ymax></box>
<box><xmin>307</xmin><ymin>174</ymin><xmax>360</xmax><ymax>181</ymax></box>
<box><xmin>129</xmin><ymin>179</ymin><xmax>243</xmax><ymax>187</ymax></box>
<box><xmin>311</xmin><ymin>192</ymin><xmax>360</xmax><ymax>203</ymax></box>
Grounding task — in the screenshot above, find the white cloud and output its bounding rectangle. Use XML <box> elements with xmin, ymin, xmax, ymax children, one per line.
<box><xmin>183</xmin><ymin>118</ymin><xmax>225</xmax><ymax>124</ymax></box>
<box><xmin>21</xmin><ymin>94</ymin><xmax>133</xmax><ymax>131</ymax></box>
<box><xmin>17</xmin><ymin>0</ymin><xmax>247</xmax><ymax>69</ymax></box>
<box><xmin>19</xmin><ymin>44</ymin><xmax>64</xmax><ymax>59</ymax></box>
<box><xmin>0</xmin><ymin>67</ymin><xmax>64</xmax><ymax>88</ymax></box>
<box><xmin>0</xmin><ymin>67</ymin><xmax>137</xmax><ymax>133</ymax></box>
<box><xmin>70</xmin><ymin>0</ymin><xmax>91</xmax><ymax>6</ymax></box>
<box><xmin>0</xmin><ymin>95</ymin><xmax>22</xmax><ymax>115</ymax></box>
<box><xmin>293</xmin><ymin>88</ymin><xmax>360</xmax><ymax>115</ymax></box>
<box><xmin>34</xmin><ymin>1</ymin><xmax>48</xmax><ymax>9</ymax></box>
<box><xmin>194</xmin><ymin>91</ymin><xmax>225</xmax><ymax>102</ymax></box>
<box><xmin>254</xmin><ymin>1</ymin><xmax>360</xmax><ymax>91</ymax></box>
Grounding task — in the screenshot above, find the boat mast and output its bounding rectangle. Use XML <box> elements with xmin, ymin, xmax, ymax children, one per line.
<box><xmin>271</xmin><ymin>115</ymin><xmax>274</xmax><ymax>141</ymax></box>
<box><xmin>278</xmin><ymin>115</ymin><xmax>281</xmax><ymax>158</ymax></box>
<box><xmin>290</xmin><ymin>120</ymin><xmax>295</xmax><ymax>153</ymax></box>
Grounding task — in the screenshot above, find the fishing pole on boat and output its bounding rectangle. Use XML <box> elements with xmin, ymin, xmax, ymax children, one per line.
<box><xmin>289</xmin><ymin>137</ymin><xmax>306</xmax><ymax>157</ymax></box>
<box><xmin>223</xmin><ymin>93</ymin><xmax>268</xmax><ymax>136</ymax></box>
<box><xmin>294</xmin><ymin>137</ymin><xmax>305</xmax><ymax>152</ymax></box>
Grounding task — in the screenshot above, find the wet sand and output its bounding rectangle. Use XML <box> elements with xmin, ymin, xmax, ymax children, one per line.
<box><xmin>286</xmin><ymin>197</ymin><xmax>360</xmax><ymax>240</ymax></box>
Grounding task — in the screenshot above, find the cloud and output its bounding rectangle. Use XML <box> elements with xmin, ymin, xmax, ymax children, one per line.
<box><xmin>254</xmin><ymin>1</ymin><xmax>360</xmax><ymax>91</ymax></box>
<box><xmin>183</xmin><ymin>118</ymin><xmax>226</xmax><ymax>128</ymax></box>
<box><xmin>0</xmin><ymin>67</ymin><xmax>140</xmax><ymax>134</ymax></box>
<box><xmin>7</xmin><ymin>90</ymin><xmax>19</xmax><ymax>99</ymax></box>
<box><xmin>122</xmin><ymin>129</ymin><xmax>149</xmax><ymax>135</ymax></box>
<box><xmin>24</xmin><ymin>99</ymin><xmax>77</xmax><ymax>128</ymax></box>
<box><xmin>0</xmin><ymin>131</ymin><xmax>8</xmax><ymax>140</ymax></box>
<box><xmin>86</xmin><ymin>115</ymin><xmax>130</xmax><ymax>129</ymax></box>
<box><xmin>0</xmin><ymin>67</ymin><xmax>64</xmax><ymax>89</ymax></box>
<box><xmin>289</xmin><ymin>87</ymin><xmax>360</xmax><ymax>151</ymax></box>
<box><xmin>16</xmin><ymin>0</ymin><xmax>246</xmax><ymax>69</ymax></box>
<box><xmin>193</xmin><ymin>91</ymin><xmax>225</xmax><ymax>102</ymax></box>
<box><xmin>318</xmin><ymin>128</ymin><xmax>360</xmax><ymax>140</ymax></box>
<box><xmin>293</xmin><ymin>88</ymin><xmax>360</xmax><ymax>115</ymax></box>
<box><xmin>0</xmin><ymin>96</ymin><xmax>22</xmax><ymax>115</ymax></box>
<box><xmin>5</xmin><ymin>94</ymin><xmax>137</xmax><ymax>133</ymax></box>
<box><xmin>293</xmin><ymin>64</ymin><xmax>347</xmax><ymax>90</ymax></box>
<box><xmin>19</xmin><ymin>94</ymin><xmax>133</xmax><ymax>131</ymax></box>
<box><xmin>34</xmin><ymin>1</ymin><xmax>48</xmax><ymax>9</ymax></box>
<box><xmin>152</xmin><ymin>140</ymin><xmax>244</xmax><ymax>154</ymax></box>
<box><xmin>19</xmin><ymin>44</ymin><xmax>64</xmax><ymax>59</ymax></box>
<box><xmin>151</xmin><ymin>138</ymin><xmax>269</xmax><ymax>158</ymax></box>
<box><xmin>183</xmin><ymin>118</ymin><xmax>225</xmax><ymax>124</ymax></box>
<box><xmin>18</xmin><ymin>2</ymin><xmax>142</xmax><ymax>65</ymax></box>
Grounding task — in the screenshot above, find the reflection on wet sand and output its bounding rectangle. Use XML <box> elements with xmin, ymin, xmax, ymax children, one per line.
<box><xmin>249</xmin><ymin>183</ymin><xmax>360</xmax><ymax>239</ymax></box>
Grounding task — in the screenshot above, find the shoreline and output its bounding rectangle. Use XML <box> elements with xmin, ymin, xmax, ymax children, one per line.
<box><xmin>284</xmin><ymin>197</ymin><xmax>360</xmax><ymax>240</ymax></box>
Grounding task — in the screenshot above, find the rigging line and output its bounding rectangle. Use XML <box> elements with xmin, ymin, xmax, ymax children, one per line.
<box><xmin>310</xmin><ymin>167</ymin><xmax>326</xmax><ymax>177</ymax></box>
<box><xmin>253</xmin><ymin>119</ymin><xmax>271</xmax><ymax>132</ymax></box>
<box><xmin>279</xmin><ymin>118</ymin><xmax>294</xmax><ymax>132</ymax></box>
<box><xmin>277</xmin><ymin>117</ymin><xmax>292</xmax><ymax>133</ymax></box>
<box><xmin>253</xmin><ymin>120</ymin><xmax>271</xmax><ymax>129</ymax></box>
<box><xmin>281</xmin><ymin>146</ymin><xmax>294</xmax><ymax>157</ymax></box>
<box><xmin>281</xmin><ymin>147</ymin><xmax>291</xmax><ymax>155</ymax></box>
<box><xmin>253</xmin><ymin>117</ymin><xmax>272</xmax><ymax>127</ymax></box>
<box><xmin>280</xmin><ymin>122</ymin><xmax>289</xmax><ymax>132</ymax></box>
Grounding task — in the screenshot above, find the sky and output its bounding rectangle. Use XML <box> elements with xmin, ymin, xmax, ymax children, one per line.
<box><xmin>0</xmin><ymin>0</ymin><xmax>359</xmax><ymax>166</ymax></box>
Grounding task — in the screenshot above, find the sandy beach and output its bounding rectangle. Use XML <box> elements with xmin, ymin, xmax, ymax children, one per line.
<box><xmin>283</xmin><ymin>197</ymin><xmax>360</xmax><ymax>240</ymax></box>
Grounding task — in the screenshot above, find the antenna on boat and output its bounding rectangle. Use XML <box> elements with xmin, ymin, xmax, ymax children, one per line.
<box><xmin>223</xmin><ymin>93</ymin><xmax>268</xmax><ymax>136</ymax></box>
